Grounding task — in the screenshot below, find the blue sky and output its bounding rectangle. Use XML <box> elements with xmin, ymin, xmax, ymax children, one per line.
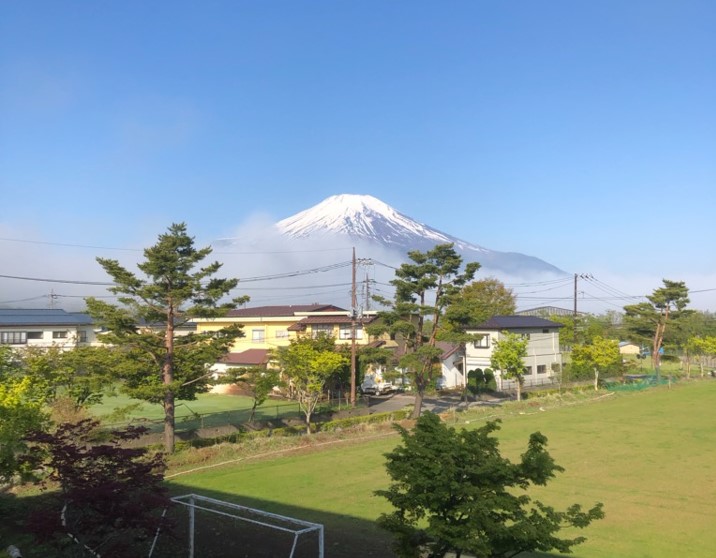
<box><xmin>1</xmin><ymin>1</ymin><xmax>715</xmax><ymax>311</ymax></box>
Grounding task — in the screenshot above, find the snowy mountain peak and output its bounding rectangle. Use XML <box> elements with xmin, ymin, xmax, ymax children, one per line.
<box><xmin>215</xmin><ymin>193</ymin><xmax>563</xmax><ymax>276</ymax></box>
<box><xmin>276</xmin><ymin>193</ymin><xmax>467</xmax><ymax>248</ymax></box>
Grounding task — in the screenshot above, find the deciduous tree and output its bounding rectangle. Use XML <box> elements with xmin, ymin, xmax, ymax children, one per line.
<box><xmin>272</xmin><ymin>336</ymin><xmax>348</xmax><ymax>434</ymax></box>
<box><xmin>23</xmin><ymin>419</ymin><xmax>170</xmax><ymax>557</ymax></box>
<box><xmin>86</xmin><ymin>223</ymin><xmax>247</xmax><ymax>453</ymax></box>
<box><xmin>376</xmin><ymin>413</ymin><xmax>604</xmax><ymax>558</ymax></box>
<box><xmin>444</xmin><ymin>277</ymin><xmax>516</xmax><ymax>331</ymax></box>
<box><xmin>490</xmin><ymin>331</ymin><xmax>528</xmax><ymax>401</ymax></box>
<box><xmin>570</xmin><ymin>336</ymin><xmax>621</xmax><ymax>390</ymax></box>
<box><xmin>0</xmin><ymin>347</ymin><xmax>49</xmax><ymax>486</ymax></box>
<box><xmin>219</xmin><ymin>366</ymin><xmax>281</xmax><ymax>424</ymax></box>
<box><xmin>685</xmin><ymin>336</ymin><xmax>716</xmax><ymax>378</ymax></box>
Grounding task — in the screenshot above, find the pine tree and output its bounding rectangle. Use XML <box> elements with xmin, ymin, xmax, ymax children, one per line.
<box><xmin>86</xmin><ymin>223</ymin><xmax>247</xmax><ymax>453</ymax></box>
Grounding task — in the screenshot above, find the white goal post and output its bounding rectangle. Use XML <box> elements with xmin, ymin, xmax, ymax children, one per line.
<box><xmin>168</xmin><ymin>493</ymin><xmax>324</xmax><ymax>558</ymax></box>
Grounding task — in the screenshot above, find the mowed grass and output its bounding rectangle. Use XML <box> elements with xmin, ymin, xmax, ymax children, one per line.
<box><xmin>90</xmin><ymin>391</ymin><xmax>301</xmax><ymax>431</ymax></box>
<box><xmin>167</xmin><ymin>381</ymin><xmax>716</xmax><ymax>558</ymax></box>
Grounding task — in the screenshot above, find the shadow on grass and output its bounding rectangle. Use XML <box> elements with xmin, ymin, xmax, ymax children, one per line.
<box><xmin>1</xmin><ymin>487</ymin><xmax>592</xmax><ymax>558</ymax></box>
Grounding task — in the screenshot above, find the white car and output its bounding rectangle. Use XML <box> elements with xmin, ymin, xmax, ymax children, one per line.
<box><xmin>361</xmin><ymin>380</ymin><xmax>394</xmax><ymax>395</ymax></box>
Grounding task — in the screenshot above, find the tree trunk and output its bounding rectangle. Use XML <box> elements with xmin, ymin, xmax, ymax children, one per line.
<box><xmin>593</xmin><ymin>367</ymin><xmax>599</xmax><ymax>391</ymax></box>
<box><xmin>411</xmin><ymin>389</ymin><xmax>424</xmax><ymax>419</ymax></box>
<box><xmin>305</xmin><ymin>411</ymin><xmax>312</xmax><ymax>435</ymax></box>
<box><xmin>163</xmin><ymin>391</ymin><xmax>175</xmax><ymax>454</ymax></box>
<box><xmin>249</xmin><ymin>401</ymin><xmax>257</xmax><ymax>425</ymax></box>
<box><xmin>163</xmin><ymin>307</ymin><xmax>176</xmax><ymax>454</ymax></box>
<box><xmin>516</xmin><ymin>379</ymin><xmax>522</xmax><ymax>402</ymax></box>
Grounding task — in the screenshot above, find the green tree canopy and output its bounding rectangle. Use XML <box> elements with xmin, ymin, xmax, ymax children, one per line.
<box><xmin>86</xmin><ymin>222</ymin><xmax>247</xmax><ymax>453</ymax></box>
<box><xmin>443</xmin><ymin>277</ymin><xmax>516</xmax><ymax>331</ymax></box>
<box><xmin>490</xmin><ymin>331</ymin><xmax>529</xmax><ymax>401</ymax></box>
<box><xmin>219</xmin><ymin>366</ymin><xmax>282</xmax><ymax>424</ymax></box>
<box><xmin>570</xmin><ymin>336</ymin><xmax>622</xmax><ymax>390</ymax></box>
<box><xmin>624</xmin><ymin>279</ymin><xmax>690</xmax><ymax>378</ymax></box>
<box><xmin>0</xmin><ymin>347</ymin><xmax>49</xmax><ymax>486</ymax></box>
<box><xmin>376</xmin><ymin>413</ymin><xmax>604</xmax><ymax>558</ymax></box>
<box><xmin>373</xmin><ymin>243</ymin><xmax>479</xmax><ymax>417</ymax></box>
<box><xmin>272</xmin><ymin>335</ymin><xmax>348</xmax><ymax>434</ymax></box>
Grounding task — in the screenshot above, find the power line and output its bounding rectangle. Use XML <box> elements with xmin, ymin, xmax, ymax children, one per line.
<box><xmin>0</xmin><ymin>273</ymin><xmax>115</xmax><ymax>286</ymax></box>
<box><xmin>0</xmin><ymin>237</ymin><xmax>142</xmax><ymax>252</ymax></box>
<box><xmin>0</xmin><ymin>261</ymin><xmax>354</xmax><ymax>287</ymax></box>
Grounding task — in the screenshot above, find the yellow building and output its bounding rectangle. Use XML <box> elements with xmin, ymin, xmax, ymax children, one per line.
<box><xmin>193</xmin><ymin>304</ymin><xmax>382</xmax><ymax>371</ymax></box>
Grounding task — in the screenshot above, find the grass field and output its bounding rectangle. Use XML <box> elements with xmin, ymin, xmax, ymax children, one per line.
<box><xmin>163</xmin><ymin>380</ymin><xmax>716</xmax><ymax>557</ymax></box>
<box><xmin>90</xmin><ymin>391</ymin><xmax>304</xmax><ymax>432</ymax></box>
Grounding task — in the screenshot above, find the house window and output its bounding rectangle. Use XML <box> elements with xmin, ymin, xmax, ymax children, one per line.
<box><xmin>311</xmin><ymin>324</ymin><xmax>333</xmax><ymax>338</ymax></box>
<box><xmin>78</xmin><ymin>330</ymin><xmax>88</xmax><ymax>343</ymax></box>
<box><xmin>339</xmin><ymin>325</ymin><xmax>364</xmax><ymax>340</ymax></box>
<box><xmin>52</xmin><ymin>331</ymin><xmax>68</xmax><ymax>339</ymax></box>
<box><xmin>0</xmin><ymin>331</ymin><xmax>26</xmax><ymax>344</ymax></box>
<box><xmin>542</xmin><ymin>329</ymin><xmax>549</xmax><ymax>334</ymax></box>
<box><xmin>537</xmin><ymin>364</ymin><xmax>547</xmax><ymax>374</ymax></box>
<box><xmin>252</xmin><ymin>329</ymin><xmax>265</xmax><ymax>343</ymax></box>
<box><xmin>473</xmin><ymin>334</ymin><xmax>490</xmax><ymax>348</ymax></box>
<box><xmin>26</xmin><ymin>331</ymin><xmax>43</xmax><ymax>340</ymax></box>
<box><xmin>524</xmin><ymin>366</ymin><xmax>533</xmax><ymax>375</ymax></box>
<box><xmin>275</xmin><ymin>329</ymin><xmax>289</xmax><ymax>340</ymax></box>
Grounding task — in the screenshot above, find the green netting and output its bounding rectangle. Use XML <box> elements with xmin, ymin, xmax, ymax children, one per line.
<box><xmin>605</xmin><ymin>376</ymin><xmax>675</xmax><ymax>391</ymax></box>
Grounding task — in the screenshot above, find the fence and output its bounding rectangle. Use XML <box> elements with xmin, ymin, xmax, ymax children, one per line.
<box><xmin>104</xmin><ymin>394</ymin><xmax>367</xmax><ymax>435</ymax></box>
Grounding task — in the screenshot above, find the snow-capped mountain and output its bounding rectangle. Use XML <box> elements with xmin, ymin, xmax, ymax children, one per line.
<box><xmin>275</xmin><ymin>194</ymin><xmax>564</xmax><ymax>276</ymax></box>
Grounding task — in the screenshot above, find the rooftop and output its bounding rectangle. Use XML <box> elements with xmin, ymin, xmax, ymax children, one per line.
<box><xmin>0</xmin><ymin>308</ymin><xmax>94</xmax><ymax>327</ymax></box>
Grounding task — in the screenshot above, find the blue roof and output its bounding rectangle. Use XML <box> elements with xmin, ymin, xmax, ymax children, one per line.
<box><xmin>471</xmin><ymin>315</ymin><xmax>564</xmax><ymax>330</ymax></box>
<box><xmin>0</xmin><ymin>309</ymin><xmax>94</xmax><ymax>327</ymax></box>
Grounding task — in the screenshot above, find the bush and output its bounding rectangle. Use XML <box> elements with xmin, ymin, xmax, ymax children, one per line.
<box><xmin>320</xmin><ymin>409</ymin><xmax>412</xmax><ymax>432</ymax></box>
<box><xmin>467</xmin><ymin>368</ymin><xmax>497</xmax><ymax>395</ymax></box>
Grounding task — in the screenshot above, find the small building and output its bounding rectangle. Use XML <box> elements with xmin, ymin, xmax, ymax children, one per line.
<box><xmin>0</xmin><ymin>308</ymin><xmax>98</xmax><ymax>350</ymax></box>
<box><xmin>618</xmin><ymin>341</ymin><xmax>641</xmax><ymax>356</ymax></box>
<box><xmin>435</xmin><ymin>341</ymin><xmax>466</xmax><ymax>390</ymax></box>
<box><xmin>465</xmin><ymin>315</ymin><xmax>563</xmax><ymax>391</ymax></box>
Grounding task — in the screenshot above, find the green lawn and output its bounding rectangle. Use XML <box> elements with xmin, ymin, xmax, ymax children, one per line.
<box><xmin>166</xmin><ymin>380</ymin><xmax>716</xmax><ymax>557</ymax></box>
<box><xmin>90</xmin><ymin>391</ymin><xmax>302</xmax><ymax>432</ymax></box>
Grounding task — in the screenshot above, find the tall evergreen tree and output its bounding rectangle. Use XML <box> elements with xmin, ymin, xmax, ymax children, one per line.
<box><xmin>373</xmin><ymin>244</ymin><xmax>479</xmax><ymax>418</ymax></box>
<box><xmin>86</xmin><ymin>223</ymin><xmax>247</xmax><ymax>453</ymax></box>
<box><xmin>623</xmin><ymin>279</ymin><xmax>689</xmax><ymax>380</ymax></box>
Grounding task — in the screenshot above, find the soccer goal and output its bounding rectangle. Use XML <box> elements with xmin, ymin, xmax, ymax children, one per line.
<box><xmin>157</xmin><ymin>493</ymin><xmax>324</xmax><ymax>558</ymax></box>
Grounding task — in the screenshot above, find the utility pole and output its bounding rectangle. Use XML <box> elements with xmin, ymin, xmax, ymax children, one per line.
<box><xmin>364</xmin><ymin>272</ymin><xmax>371</xmax><ymax>310</ymax></box>
<box><xmin>350</xmin><ymin>248</ymin><xmax>358</xmax><ymax>407</ymax></box>
<box><xmin>573</xmin><ymin>273</ymin><xmax>578</xmax><ymax>319</ymax></box>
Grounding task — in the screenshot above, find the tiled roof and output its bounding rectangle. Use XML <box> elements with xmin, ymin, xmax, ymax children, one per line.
<box><xmin>219</xmin><ymin>349</ymin><xmax>269</xmax><ymax>365</ymax></box>
<box><xmin>0</xmin><ymin>309</ymin><xmax>94</xmax><ymax>327</ymax></box>
<box><xmin>226</xmin><ymin>304</ymin><xmax>346</xmax><ymax>318</ymax></box>
<box><xmin>435</xmin><ymin>341</ymin><xmax>462</xmax><ymax>360</ymax></box>
<box><xmin>471</xmin><ymin>315</ymin><xmax>564</xmax><ymax>330</ymax></box>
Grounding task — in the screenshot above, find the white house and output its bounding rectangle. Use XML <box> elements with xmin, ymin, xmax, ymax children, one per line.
<box><xmin>465</xmin><ymin>316</ymin><xmax>563</xmax><ymax>391</ymax></box>
<box><xmin>435</xmin><ymin>341</ymin><xmax>466</xmax><ymax>389</ymax></box>
<box><xmin>0</xmin><ymin>308</ymin><xmax>99</xmax><ymax>350</ymax></box>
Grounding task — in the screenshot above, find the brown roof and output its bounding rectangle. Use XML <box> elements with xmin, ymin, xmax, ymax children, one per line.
<box><xmin>219</xmin><ymin>349</ymin><xmax>269</xmax><ymax>366</ymax></box>
<box><xmin>226</xmin><ymin>304</ymin><xmax>345</xmax><ymax>318</ymax></box>
<box><xmin>435</xmin><ymin>341</ymin><xmax>461</xmax><ymax>360</ymax></box>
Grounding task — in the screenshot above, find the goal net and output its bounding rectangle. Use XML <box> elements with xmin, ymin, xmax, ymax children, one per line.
<box><xmin>150</xmin><ymin>493</ymin><xmax>324</xmax><ymax>558</ymax></box>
